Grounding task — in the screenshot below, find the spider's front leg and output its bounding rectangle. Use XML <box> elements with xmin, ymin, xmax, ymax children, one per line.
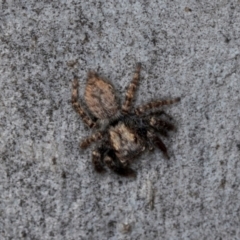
<box><xmin>72</xmin><ymin>77</ymin><xmax>96</xmax><ymax>128</ymax></box>
<box><xmin>147</xmin><ymin>130</ymin><xmax>169</xmax><ymax>159</ymax></box>
<box><xmin>80</xmin><ymin>131</ymin><xmax>104</xmax><ymax>149</ymax></box>
<box><xmin>149</xmin><ymin>116</ymin><xmax>175</xmax><ymax>132</ymax></box>
<box><xmin>122</xmin><ymin>63</ymin><xmax>141</xmax><ymax>114</ymax></box>
<box><xmin>92</xmin><ymin>148</ymin><xmax>105</xmax><ymax>173</ymax></box>
<box><xmin>103</xmin><ymin>150</ymin><xmax>136</xmax><ymax>177</ymax></box>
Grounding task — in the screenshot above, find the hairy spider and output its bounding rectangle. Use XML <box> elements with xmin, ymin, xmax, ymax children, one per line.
<box><xmin>72</xmin><ymin>63</ymin><xmax>180</xmax><ymax>177</ymax></box>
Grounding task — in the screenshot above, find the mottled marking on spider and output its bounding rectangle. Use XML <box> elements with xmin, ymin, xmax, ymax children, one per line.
<box><xmin>71</xmin><ymin>63</ymin><xmax>181</xmax><ymax>177</ymax></box>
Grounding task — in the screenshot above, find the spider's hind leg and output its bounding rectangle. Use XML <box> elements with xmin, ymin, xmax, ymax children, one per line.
<box><xmin>122</xmin><ymin>63</ymin><xmax>141</xmax><ymax>114</ymax></box>
<box><xmin>104</xmin><ymin>150</ymin><xmax>136</xmax><ymax>177</ymax></box>
<box><xmin>72</xmin><ymin>77</ymin><xmax>96</xmax><ymax>128</ymax></box>
<box><xmin>135</xmin><ymin>97</ymin><xmax>180</xmax><ymax>115</ymax></box>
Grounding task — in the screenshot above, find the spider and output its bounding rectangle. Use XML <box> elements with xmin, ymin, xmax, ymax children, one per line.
<box><xmin>72</xmin><ymin>63</ymin><xmax>180</xmax><ymax>177</ymax></box>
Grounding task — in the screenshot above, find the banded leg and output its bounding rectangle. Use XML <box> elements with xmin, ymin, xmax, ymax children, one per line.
<box><xmin>104</xmin><ymin>151</ymin><xmax>136</xmax><ymax>177</ymax></box>
<box><xmin>122</xmin><ymin>63</ymin><xmax>141</xmax><ymax>114</ymax></box>
<box><xmin>148</xmin><ymin>110</ymin><xmax>173</xmax><ymax>120</ymax></box>
<box><xmin>135</xmin><ymin>97</ymin><xmax>181</xmax><ymax>115</ymax></box>
<box><xmin>147</xmin><ymin>131</ymin><xmax>169</xmax><ymax>159</ymax></box>
<box><xmin>149</xmin><ymin>116</ymin><xmax>175</xmax><ymax>131</ymax></box>
<box><xmin>92</xmin><ymin>148</ymin><xmax>105</xmax><ymax>173</ymax></box>
<box><xmin>72</xmin><ymin>77</ymin><xmax>96</xmax><ymax>128</ymax></box>
<box><xmin>80</xmin><ymin>131</ymin><xmax>103</xmax><ymax>149</ymax></box>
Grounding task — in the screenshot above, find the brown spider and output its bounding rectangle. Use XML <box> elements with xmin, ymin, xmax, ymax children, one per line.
<box><xmin>72</xmin><ymin>63</ymin><xmax>180</xmax><ymax>177</ymax></box>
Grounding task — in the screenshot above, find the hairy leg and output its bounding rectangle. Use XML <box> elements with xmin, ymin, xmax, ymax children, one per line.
<box><xmin>92</xmin><ymin>148</ymin><xmax>105</xmax><ymax>173</ymax></box>
<box><xmin>104</xmin><ymin>150</ymin><xmax>136</xmax><ymax>177</ymax></box>
<box><xmin>149</xmin><ymin>116</ymin><xmax>175</xmax><ymax>131</ymax></box>
<box><xmin>147</xmin><ymin>131</ymin><xmax>169</xmax><ymax>159</ymax></box>
<box><xmin>72</xmin><ymin>77</ymin><xmax>96</xmax><ymax>128</ymax></box>
<box><xmin>147</xmin><ymin>110</ymin><xmax>173</xmax><ymax>120</ymax></box>
<box><xmin>135</xmin><ymin>97</ymin><xmax>180</xmax><ymax>115</ymax></box>
<box><xmin>122</xmin><ymin>63</ymin><xmax>141</xmax><ymax>114</ymax></box>
<box><xmin>80</xmin><ymin>131</ymin><xmax>103</xmax><ymax>149</ymax></box>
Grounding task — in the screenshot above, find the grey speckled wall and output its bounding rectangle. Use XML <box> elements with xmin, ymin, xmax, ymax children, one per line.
<box><xmin>0</xmin><ymin>1</ymin><xmax>240</xmax><ymax>239</ymax></box>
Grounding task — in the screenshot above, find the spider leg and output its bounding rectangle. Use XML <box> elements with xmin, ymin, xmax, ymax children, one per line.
<box><xmin>80</xmin><ymin>131</ymin><xmax>104</xmax><ymax>149</ymax></box>
<box><xmin>149</xmin><ymin>116</ymin><xmax>175</xmax><ymax>131</ymax></box>
<box><xmin>147</xmin><ymin>110</ymin><xmax>173</xmax><ymax>120</ymax></box>
<box><xmin>72</xmin><ymin>77</ymin><xmax>96</xmax><ymax>128</ymax></box>
<box><xmin>104</xmin><ymin>150</ymin><xmax>136</xmax><ymax>177</ymax></box>
<box><xmin>92</xmin><ymin>148</ymin><xmax>105</xmax><ymax>173</ymax></box>
<box><xmin>147</xmin><ymin>131</ymin><xmax>169</xmax><ymax>159</ymax></box>
<box><xmin>135</xmin><ymin>97</ymin><xmax>180</xmax><ymax>115</ymax></box>
<box><xmin>122</xmin><ymin>63</ymin><xmax>141</xmax><ymax>114</ymax></box>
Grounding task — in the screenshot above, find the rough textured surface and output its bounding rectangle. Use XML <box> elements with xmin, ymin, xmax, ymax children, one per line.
<box><xmin>1</xmin><ymin>1</ymin><xmax>240</xmax><ymax>239</ymax></box>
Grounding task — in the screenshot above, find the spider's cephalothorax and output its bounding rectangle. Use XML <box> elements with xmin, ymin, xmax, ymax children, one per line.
<box><xmin>72</xmin><ymin>63</ymin><xmax>180</xmax><ymax>177</ymax></box>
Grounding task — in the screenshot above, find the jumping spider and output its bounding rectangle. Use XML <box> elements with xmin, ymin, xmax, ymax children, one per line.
<box><xmin>72</xmin><ymin>63</ymin><xmax>180</xmax><ymax>177</ymax></box>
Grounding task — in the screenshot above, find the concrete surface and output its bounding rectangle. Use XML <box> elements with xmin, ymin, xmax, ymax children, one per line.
<box><xmin>0</xmin><ymin>0</ymin><xmax>240</xmax><ymax>239</ymax></box>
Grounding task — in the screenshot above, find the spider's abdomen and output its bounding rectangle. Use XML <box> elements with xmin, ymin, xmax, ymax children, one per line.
<box><xmin>85</xmin><ymin>72</ymin><xmax>119</xmax><ymax>119</ymax></box>
<box><xmin>109</xmin><ymin>122</ymin><xmax>145</xmax><ymax>165</ymax></box>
